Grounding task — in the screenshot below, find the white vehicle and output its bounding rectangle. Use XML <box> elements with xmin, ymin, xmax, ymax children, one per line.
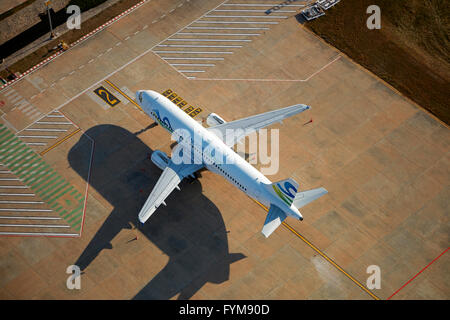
<box><xmin>136</xmin><ymin>90</ymin><xmax>328</xmax><ymax>237</ymax></box>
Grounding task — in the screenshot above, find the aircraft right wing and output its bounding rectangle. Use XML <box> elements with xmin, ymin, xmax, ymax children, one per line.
<box><xmin>138</xmin><ymin>160</ymin><xmax>203</xmax><ymax>223</ymax></box>
<box><xmin>207</xmin><ymin>104</ymin><xmax>310</xmax><ymax>147</ymax></box>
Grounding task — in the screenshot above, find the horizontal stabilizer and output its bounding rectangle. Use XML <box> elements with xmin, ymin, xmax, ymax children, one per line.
<box><xmin>262</xmin><ymin>204</ymin><xmax>287</xmax><ymax>238</ymax></box>
<box><xmin>293</xmin><ymin>187</ymin><xmax>328</xmax><ymax>209</ymax></box>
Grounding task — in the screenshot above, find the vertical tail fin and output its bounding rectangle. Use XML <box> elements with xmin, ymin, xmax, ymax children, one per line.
<box><xmin>265</xmin><ymin>178</ymin><xmax>299</xmax><ymax>207</ymax></box>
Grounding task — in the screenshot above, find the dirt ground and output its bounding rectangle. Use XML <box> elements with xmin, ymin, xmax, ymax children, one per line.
<box><xmin>307</xmin><ymin>0</ymin><xmax>450</xmax><ymax>125</ymax></box>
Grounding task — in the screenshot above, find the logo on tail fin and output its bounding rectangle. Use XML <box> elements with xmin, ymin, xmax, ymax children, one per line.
<box><xmin>272</xmin><ymin>181</ymin><xmax>297</xmax><ymax>206</ymax></box>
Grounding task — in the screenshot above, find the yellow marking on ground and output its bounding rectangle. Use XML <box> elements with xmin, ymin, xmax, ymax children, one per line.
<box><xmin>251</xmin><ymin>198</ymin><xmax>381</xmax><ymax>300</ymax></box>
<box><xmin>40</xmin><ymin>128</ymin><xmax>81</xmax><ymax>156</ymax></box>
<box><xmin>104</xmin><ymin>79</ymin><xmax>143</xmax><ymax>111</ymax></box>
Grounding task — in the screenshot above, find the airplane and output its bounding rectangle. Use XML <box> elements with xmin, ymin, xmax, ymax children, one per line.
<box><xmin>135</xmin><ymin>90</ymin><xmax>328</xmax><ymax>237</ymax></box>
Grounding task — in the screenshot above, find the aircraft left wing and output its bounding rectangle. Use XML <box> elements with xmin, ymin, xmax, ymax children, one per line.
<box><xmin>207</xmin><ymin>104</ymin><xmax>310</xmax><ymax>147</ymax></box>
<box><xmin>138</xmin><ymin>160</ymin><xmax>203</xmax><ymax>223</ymax></box>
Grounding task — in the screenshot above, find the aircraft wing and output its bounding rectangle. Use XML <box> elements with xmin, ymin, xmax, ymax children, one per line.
<box><xmin>207</xmin><ymin>104</ymin><xmax>310</xmax><ymax>147</ymax></box>
<box><xmin>138</xmin><ymin>160</ymin><xmax>203</xmax><ymax>223</ymax></box>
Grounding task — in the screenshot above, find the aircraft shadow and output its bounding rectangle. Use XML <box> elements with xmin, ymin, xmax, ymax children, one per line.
<box><xmin>68</xmin><ymin>124</ymin><xmax>245</xmax><ymax>300</ymax></box>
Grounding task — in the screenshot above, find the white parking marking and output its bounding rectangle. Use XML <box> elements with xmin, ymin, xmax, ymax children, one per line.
<box><xmin>25</xmin><ymin>128</ymin><xmax>68</xmax><ymax>132</ymax></box>
<box><xmin>154</xmin><ymin>51</ymin><xmax>233</xmax><ymax>54</ymax></box>
<box><xmin>0</xmin><ymin>216</ymin><xmax>59</xmax><ymax>219</ymax></box>
<box><xmin>178</xmin><ymin>32</ymin><xmax>260</xmax><ymax>36</ymax></box>
<box><xmin>0</xmin><ymin>186</ymin><xmax>27</xmax><ymax>189</ymax></box>
<box><xmin>187</xmin><ymin>26</ymin><xmax>269</xmax><ymax>30</ymax></box>
<box><xmin>214</xmin><ymin>9</ymin><xmax>295</xmax><ymax>12</ymax></box>
<box><xmin>162</xmin><ymin>57</ymin><xmax>224</xmax><ymax>60</ymax></box>
<box><xmin>158</xmin><ymin>44</ymin><xmax>242</xmax><ymax>48</ymax></box>
<box><xmin>179</xmin><ymin>70</ymin><xmax>206</xmax><ymax>73</ymax></box>
<box><xmin>0</xmin><ymin>201</ymin><xmax>44</xmax><ymax>204</ymax></box>
<box><xmin>0</xmin><ymin>208</ymin><xmax>52</xmax><ymax>212</ymax></box>
<box><xmin>167</xmin><ymin>38</ymin><xmax>251</xmax><ymax>42</ymax></box>
<box><xmin>205</xmin><ymin>15</ymin><xmax>287</xmax><ymax>18</ymax></box>
<box><xmin>171</xmin><ymin>63</ymin><xmax>215</xmax><ymax>67</ymax></box>
<box><xmin>35</xmin><ymin>121</ymin><xmax>72</xmax><ymax>125</ymax></box>
<box><xmin>195</xmin><ymin>21</ymin><xmax>279</xmax><ymax>24</ymax></box>
<box><xmin>17</xmin><ymin>135</ymin><xmax>58</xmax><ymax>139</ymax></box>
<box><xmin>0</xmin><ymin>224</ymin><xmax>70</xmax><ymax>228</ymax></box>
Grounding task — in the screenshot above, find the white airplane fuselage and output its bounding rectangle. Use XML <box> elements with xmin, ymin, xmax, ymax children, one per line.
<box><xmin>136</xmin><ymin>90</ymin><xmax>303</xmax><ymax>220</ymax></box>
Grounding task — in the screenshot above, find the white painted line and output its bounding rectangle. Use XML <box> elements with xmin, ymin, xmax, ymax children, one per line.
<box><xmin>186</xmin><ymin>76</ymin><xmax>196</xmax><ymax>80</ymax></box>
<box><xmin>187</xmin><ymin>26</ymin><xmax>269</xmax><ymax>30</ymax></box>
<box><xmin>0</xmin><ymin>171</ymin><xmax>11</xmax><ymax>174</ymax></box>
<box><xmin>195</xmin><ymin>21</ymin><xmax>278</xmax><ymax>24</ymax></box>
<box><xmin>17</xmin><ymin>135</ymin><xmax>58</xmax><ymax>139</ymax></box>
<box><xmin>214</xmin><ymin>9</ymin><xmax>296</xmax><ymax>12</ymax></box>
<box><xmin>79</xmin><ymin>65</ymin><xmax>85</xmax><ymax>69</ymax></box>
<box><xmin>0</xmin><ymin>194</ymin><xmax>35</xmax><ymax>196</ymax></box>
<box><xmin>35</xmin><ymin>121</ymin><xmax>72</xmax><ymax>125</ymax></box>
<box><xmin>0</xmin><ymin>186</ymin><xmax>27</xmax><ymax>189</ymax></box>
<box><xmin>0</xmin><ymin>200</ymin><xmax>43</xmax><ymax>204</ymax></box>
<box><xmin>171</xmin><ymin>63</ymin><xmax>215</xmax><ymax>67</ymax></box>
<box><xmin>88</xmin><ymin>59</ymin><xmax>95</xmax><ymax>63</ymax></box>
<box><xmin>154</xmin><ymin>51</ymin><xmax>233</xmax><ymax>54</ymax></box>
<box><xmin>25</xmin><ymin>142</ymin><xmax>47</xmax><ymax>146</ymax></box>
<box><xmin>134</xmin><ymin>30</ymin><xmax>140</xmax><ymax>35</ymax></box>
<box><xmin>179</xmin><ymin>70</ymin><xmax>206</xmax><ymax>73</ymax></box>
<box><xmin>69</xmin><ymin>71</ymin><xmax>76</xmax><ymax>75</ymax></box>
<box><xmin>25</xmin><ymin>128</ymin><xmax>68</xmax><ymax>132</ymax></box>
<box><xmin>116</xmin><ymin>42</ymin><xmax>122</xmax><ymax>46</ymax></box>
<box><xmin>162</xmin><ymin>57</ymin><xmax>224</xmax><ymax>60</ymax></box>
<box><xmin>167</xmin><ymin>38</ymin><xmax>251</xmax><ymax>42</ymax></box>
<box><xmin>0</xmin><ymin>224</ymin><xmax>70</xmax><ymax>228</ymax></box>
<box><xmin>142</xmin><ymin>25</ymin><xmax>148</xmax><ymax>29</ymax></box>
<box><xmin>106</xmin><ymin>47</ymin><xmax>113</xmax><ymax>52</ymax></box>
<box><xmin>205</xmin><ymin>15</ymin><xmax>287</xmax><ymax>18</ymax></box>
<box><xmin>0</xmin><ymin>232</ymin><xmax>79</xmax><ymax>236</ymax></box>
<box><xmin>0</xmin><ymin>208</ymin><xmax>52</xmax><ymax>212</ymax></box>
<box><xmin>0</xmin><ymin>178</ymin><xmax>19</xmax><ymax>181</ymax></box>
<box><xmin>0</xmin><ymin>216</ymin><xmax>59</xmax><ymax>220</ymax></box>
<box><xmin>46</xmin><ymin>115</ymin><xmax>65</xmax><ymax>118</ymax></box>
<box><xmin>222</xmin><ymin>3</ymin><xmax>305</xmax><ymax>6</ymax></box>
<box><xmin>178</xmin><ymin>32</ymin><xmax>260</xmax><ymax>36</ymax></box>
<box><xmin>59</xmin><ymin>76</ymin><xmax>66</xmax><ymax>81</ymax></box>
<box><xmin>158</xmin><ymin>44</ymin><xmax>242</xmax><ymax>48</ymax></box>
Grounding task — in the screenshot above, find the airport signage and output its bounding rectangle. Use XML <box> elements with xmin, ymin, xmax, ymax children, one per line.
<box><xmin>162</xmin><ymin>88</ymin><xmax>202</xmax><ymax>117</ymax></box>
<box><xmin>94</xmin><ymin>86</ymin><xmax>120</xmax><ymax>107</ymax></box>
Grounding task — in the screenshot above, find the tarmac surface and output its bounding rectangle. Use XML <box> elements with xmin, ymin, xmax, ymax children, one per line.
<box><xmin>0</xmin><ymin>0</ymin><xmax>448</xmax><ymax>299</ymax></box>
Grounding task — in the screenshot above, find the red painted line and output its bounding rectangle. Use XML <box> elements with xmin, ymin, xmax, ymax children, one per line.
<box><xmin>387</xmin><ymin>247</ymin><xmax>449</xmax><ymax>300</ymax></box>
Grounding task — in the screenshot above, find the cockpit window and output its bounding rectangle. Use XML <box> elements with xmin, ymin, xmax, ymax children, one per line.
<box><xmin>139</xmin><ymin>92</ymin><xmax>143</xmax><ymax>103</ymax></box>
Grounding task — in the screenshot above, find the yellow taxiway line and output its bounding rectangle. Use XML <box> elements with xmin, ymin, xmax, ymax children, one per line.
<box><xmin>104</xmin><ymin>79</ymin><xmax>143</xmax><ymax>111</ymax></box>
<box><xmin>251</xmin><ymin>198</ymin><xmax>381</xmax><ymax>300</ymax></box>
<box><xmin>40</xmin><ymin>128</ymin><xmax>81</xmax><ymax>156</ymax></box>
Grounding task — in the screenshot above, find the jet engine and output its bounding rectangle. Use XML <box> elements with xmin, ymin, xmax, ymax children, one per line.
<box><xmin>206</xmin><ymin>113</ymin><xmax>226</xmax><ymax>127</ymax></box>
<box><xmin>151</xmin><ymin>150</ymin><xmax>170</xmax><ymax>170</ymax></box>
